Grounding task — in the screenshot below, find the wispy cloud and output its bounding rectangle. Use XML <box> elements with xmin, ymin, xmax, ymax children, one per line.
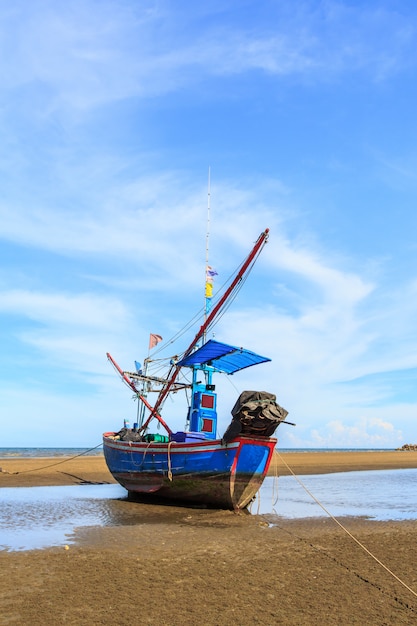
<box><xmin>1</xmin><ymin>1</ymin><xmax>415</xmax><ymax>120</ymax></box>
<box><xmin>0</xmin><ymin>290</ymin><xmax>129</xmax><ymax>328</ymax></box>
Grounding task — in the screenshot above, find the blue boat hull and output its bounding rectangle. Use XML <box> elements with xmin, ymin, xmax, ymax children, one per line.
<box><xmin>103</xmin><ymin>433</ymin><xmax>276</xmax><ymax>510</ymax></box>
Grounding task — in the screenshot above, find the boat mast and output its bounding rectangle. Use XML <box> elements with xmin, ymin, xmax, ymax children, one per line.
<box><xmin>204</xmin><ymin>166</ymin><xmax>211</xmax><ymax>338</ymax></box>
<box><xmin>138</xmin><ymin>227</ymin><xmax>269</xmax><ymax>433</ymax></box>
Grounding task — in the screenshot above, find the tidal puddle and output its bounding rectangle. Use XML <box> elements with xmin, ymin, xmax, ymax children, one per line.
<box><xmin>1</xmin><ymin>469</ymin><xmax>416</xmax><ymax>551</ymax></box>
<box><xmin>252</xmin><ymin>469</ymin><xmax>417</xmax><ymax>522</ymax></box>
<box><xmin>0</xmin><ymin>483</ymin><xmax>127</xmax><ymax>551</ymax></box>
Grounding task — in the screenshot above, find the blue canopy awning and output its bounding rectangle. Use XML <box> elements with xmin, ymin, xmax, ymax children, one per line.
<box><xmin>176</xmin><ymin>339</ymin><xmax>271</xmax><ymax>374</ymax></box>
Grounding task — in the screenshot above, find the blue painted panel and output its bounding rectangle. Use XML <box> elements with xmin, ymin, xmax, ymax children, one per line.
<box><xmin>234</xmin><ymin>442</ymin><xmax>270</xmax><ymax>475</ymax></box>
<box><xmin>177</xmin><ymin>339</ymin><xmax>270</xmax><ymax>373</ymax></box>
<box><xmin>104</xmin><ymin>443</ymin><xmax>238</xmax><ymax>477</ymax></box>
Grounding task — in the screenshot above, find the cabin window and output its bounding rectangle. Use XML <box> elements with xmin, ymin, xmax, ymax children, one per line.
<box><xmin>201</xmin><ymin>394</ymin><xmax>215</xmax><ymax>409</ymax></box>
<box><xmin>202</xmin><ymin>418</ymin><xmax>214</xmax><ymax>433</ymax></box>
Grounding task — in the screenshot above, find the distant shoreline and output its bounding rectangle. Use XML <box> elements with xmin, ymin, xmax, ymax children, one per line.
<box><xmin>1</xmin><ymin>449</ymin><xmax>417</xmax><ymax>488</ymax></box>
<box><xmin>269</xmin><ymin>449</ymin><xmax>417</xmax><ymax>476</ymax></box>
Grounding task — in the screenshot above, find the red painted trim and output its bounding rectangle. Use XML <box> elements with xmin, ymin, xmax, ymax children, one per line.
<box><xmin>103</xmin><ymin>434</ymin><xmax>276</xmax><ymax>455</ymax></box>
<box><xmin>103</xmin><ymin>436</ymin><xmax>240</xmax><ymax>456</ymax></box>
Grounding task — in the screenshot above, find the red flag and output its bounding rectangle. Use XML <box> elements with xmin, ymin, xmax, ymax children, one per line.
<box><xmin>149</xmin><ymin>333</ymin><xmax>163</xmax><ymax>350</ymax></box>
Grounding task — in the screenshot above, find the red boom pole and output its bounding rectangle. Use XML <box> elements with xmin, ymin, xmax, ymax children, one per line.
<box><xmin>107</xmin><ymin>352</ymin><xmax>173</xmax><ymax>434</ymax></box>
<box><xmin>139</xmin><ymin>228</ymin><xmax>269</xmax><ymax>433</ymax></box>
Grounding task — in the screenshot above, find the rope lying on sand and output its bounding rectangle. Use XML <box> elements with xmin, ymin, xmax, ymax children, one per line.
<box><xmin>274</xmin><ymin>450</ymin><xmax>417</xmax><ymax>602</ymax></box>
<box><xmin>0</xmin><ymin>443</ymin><xmax>103</xmax><ymax>475</ymax></box>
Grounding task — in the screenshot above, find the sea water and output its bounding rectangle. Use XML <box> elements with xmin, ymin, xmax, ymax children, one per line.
<box><xmin>0</xmin><ymin>447</ymin><xmax>103</xmax><ymax>458</ymax></box>
<box><xmin>251</xmin><ymin>469</ymin><xmax>417</xmax><ymax>521</ymax></box>
<box><xmin>1</xmin><ymin>467</ymin><xmax>416</xmax><ymax>552</ymax></box>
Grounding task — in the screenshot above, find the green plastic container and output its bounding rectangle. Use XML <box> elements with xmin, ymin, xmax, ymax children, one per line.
<box><xmin>144</xmin><ymin>433</ymin><xmax>169</xmax><ymax>443</ymax></box>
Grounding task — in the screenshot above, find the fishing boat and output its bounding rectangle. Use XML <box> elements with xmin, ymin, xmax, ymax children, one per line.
<box><xmin>103</xmin><ymin>228</ymin><xmax>291</xmax><ymax>510</ymax></box>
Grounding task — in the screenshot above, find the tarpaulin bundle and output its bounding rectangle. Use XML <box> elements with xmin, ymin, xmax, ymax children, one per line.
<box><xmin>222</xmin><ymin>390</ymin><xmax>288</xmax><ymax>443</ymax></box>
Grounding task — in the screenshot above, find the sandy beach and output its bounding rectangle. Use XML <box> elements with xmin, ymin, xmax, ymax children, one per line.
<box><xmin>1</xmin><ymin>451</ymin><xmax>417</xmax><ymax>625</ymax></box>
<box><xmin>2</xmin><ymin>449</ymin><xmax>417</xmax><ymax>488</ymax></box>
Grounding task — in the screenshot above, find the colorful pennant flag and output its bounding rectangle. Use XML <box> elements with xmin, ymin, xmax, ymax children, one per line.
<box><xmin>149</xmin><ymin>333</ymin><xmax>163</xmax><ymax>350</ymax></box>
<box><xmin>205</xmin><ymin>266</ymin><xmax>217</xmax><ymax>313</ymax></box>
<box><xmin>206</xmin><ymin>266</ymin><xmax>218</xmax><ymax>282</ymax></box>
<box><xmin>205</xmin><ymin>282</ymin><xmax>213</xmax><ymax>298</ymax></box>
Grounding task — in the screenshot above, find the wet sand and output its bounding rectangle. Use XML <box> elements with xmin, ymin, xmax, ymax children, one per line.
<box><xmin>1</xmin><ymin>451</ymin><xmax>417</xmax><ymax>624</ymax></box>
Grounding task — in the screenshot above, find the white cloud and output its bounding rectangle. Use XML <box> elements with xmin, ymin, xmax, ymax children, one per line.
<box><xmin>290</xmin><ymin>416</ymin><xmax>403</xmax><ymax>449</ymax></box>
<box><xmin>0</xmin><ymin>1</ymin><xmax>414</xmax><ymax>121</ymax></box>
<box><xmin>0</xmin><ymin>290</ymin><xmax>130</xmax><ymax>328</ymax></box>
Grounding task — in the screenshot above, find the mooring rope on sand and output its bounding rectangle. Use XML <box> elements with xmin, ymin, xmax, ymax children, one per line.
<box><xmin>274</xmin><ymin>450</ymin><xmax>417</xmax><ymax>601</ymax></box>
<box><xmin>0</xmin><ymin>443</ymin><xmax>103</xmax><ymax>475</ymax></box>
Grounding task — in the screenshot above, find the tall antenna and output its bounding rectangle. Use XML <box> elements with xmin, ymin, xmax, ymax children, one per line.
<box><xmin>204</xmin><ymin>167</ymin><xmax>211</xmax><ymax>333</ymax></box>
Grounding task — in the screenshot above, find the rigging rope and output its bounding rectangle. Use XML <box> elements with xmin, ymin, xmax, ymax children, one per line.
<box><xmin>149</xmin><ymin>236</ymin><xmax>266</xmax><ymax>363</ymax></box>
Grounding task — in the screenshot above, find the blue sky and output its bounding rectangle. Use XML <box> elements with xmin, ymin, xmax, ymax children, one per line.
<box><xmin>1</xmin><ymin>0</ymin><xmax>417</xmax><ymax>448</ymax></box>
